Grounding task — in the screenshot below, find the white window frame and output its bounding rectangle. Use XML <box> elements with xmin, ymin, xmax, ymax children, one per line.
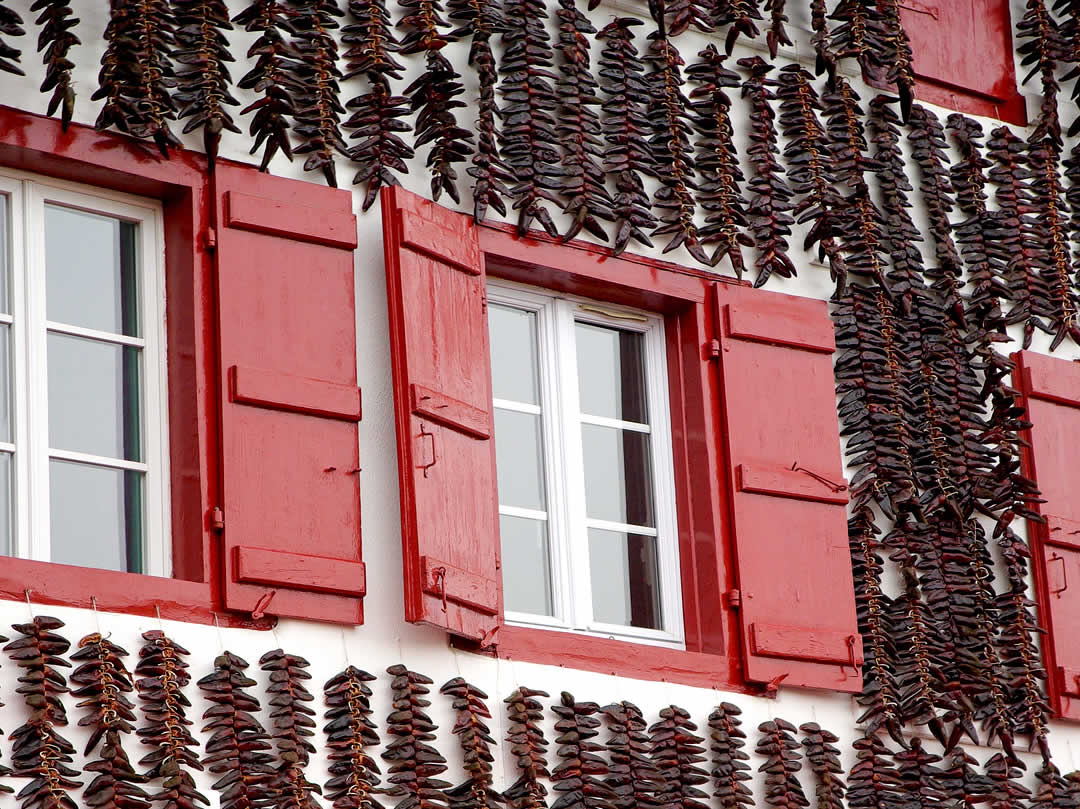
<box><xmin>0</xmin><ymin>169</ymin><xmax>170</xmax><ymax>577</ymax></box>
<box><xmin>489</xmin><ymin>280</ymin><xmax>684</xmax><ymax>649</ymax></box>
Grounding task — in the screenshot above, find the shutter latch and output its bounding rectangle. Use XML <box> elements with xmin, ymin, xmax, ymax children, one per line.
<box><xmin>706</xmin><ymin>339</ymin><xmax>721</xmax><ymax>360</ymax></box>
<box><xmin>204</xmin><ymin>227</ymin><xmax>218</xmax><ymax>251</ymax></box>
<box><xmin>210</xmin><ymin>507</ymin><xmax>225</xmax><ymax>532</ymax></box>
<box><xmin>724</xmin><ymin>588</ymin><xmax>741</xmax><ymax>609</ymax></box>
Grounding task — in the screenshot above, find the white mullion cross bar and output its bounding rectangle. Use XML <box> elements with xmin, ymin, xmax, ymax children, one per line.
<box><xmin>578</xmin><ymin>412</ymin><xmax>651</xmax><ymax>432</ymax></box>
<box><xmin>48</xmin><ymin>448</ymin><xmax>149</xmax><ymax>473</ymax></box>
<box><xmin>45</xmin><ymin>321</ymin><xmax>146</xmax><ymax>348</ymax></box>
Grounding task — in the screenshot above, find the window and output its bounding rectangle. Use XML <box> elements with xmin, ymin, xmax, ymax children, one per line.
<box><xmin>487</xmin><ymin>282</ymin><xmax>682</xmax><ymax>647</ymax></box>
<box><xmin>0</xmin><ymin>171</ymin><xmax>168</xmax><ymax>576</ymax></box>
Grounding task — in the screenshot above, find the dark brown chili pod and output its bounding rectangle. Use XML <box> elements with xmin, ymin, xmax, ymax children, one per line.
<box><xmin>714</xmin><ymin>0</ymin><xmax>761</xmax><ymax>55</ymax></box>
<box><xmin>0</xmin><ymin>1</ymin><xmax>24</xmax><ymax>76</ymax></box>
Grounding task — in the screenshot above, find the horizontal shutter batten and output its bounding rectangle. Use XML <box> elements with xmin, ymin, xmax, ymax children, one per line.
<box><xmin>236</xmin><ymin>546</ymin><xmax>367</xmax><ymax>597</ymax></box>
<box><xmin>231</xmin><ymin>365</ymin><xmax>362</xmax><ymax>421</ymax></box>
<box><xmin>399</xmin><ymin>209</ymin><xmax>482</xmax><ymax>274</ymax></box>
<box><xmin>750</xmin><ymin>622</ymin><xmax>862</xmax><ymax>666</ymax></box>
<box><xmin>410</xmin><ymin>383</ymin><xmax>490</xmax><ymax>439</ymax></box>
<box><xmin>225</xmin><ymin>190</ymin><xmax>358</xmax><ymax>249</ymax></box>
<box><xmin>1023</xmin><ymin>357</ymin><xmax>1080</xmax><ymax>407</ymax></box>
<box><xmin>420</xmin><ymin>556</ymin><xmax>499</xmax><ymax>615</ymax></box>
<box><xmin>737</xmin><ymin>463</ymin><xmax>849</xmax><ymax>504</ymax></box>
<box><xmin>724</xmin><ymin>300</ymin><xmax>835</xmax><ymax>353</ymax></box>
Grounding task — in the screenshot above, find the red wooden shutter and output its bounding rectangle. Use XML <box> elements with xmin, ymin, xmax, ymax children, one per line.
<box><xmin>1014</xmin><ymin>350</ymin><xmax>1080</xmax><ymax>720</ymax></box>
<box><xmin>897</xmin><ymin>0</ymin><xmax>1025</xmax><ymax>124</ymax></box>
<box><xmin>714</xmin><ymin>283</ymin><xmax>861</xmax><ymax>693</ymax></box>
<box><xmin>381</xmin><ymin>186</ymin><xmax>500</xmax><ymax>642</ymax></box>
<box><xmin>213</xmin><ymin>163</ymin><xmax>365</xmax><ymax>624</ymax></box>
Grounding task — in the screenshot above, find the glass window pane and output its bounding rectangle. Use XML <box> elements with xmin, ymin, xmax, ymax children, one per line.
<box><xmin>0</xmin><ymin>324</ymin><xmax>10</xmax><ymax>444</ymax></box>
<box><xmin>0</xmin><ymin>193</ymin><xmax>10</xmax><ymax>314</ymax></box>
<box><xmin>48</xmin><ymin>332</ymin><xmax>142</xmax><ymax>460</ymax></box>
<box><xmin>500</xmin><ymin>514</ymin><xmax>553</xmax><ymax>616</ymax></box>
<box><xmin>588</xmin><ymin>527</ymin><xmax>660</xmax><ymax>629</ymax></box>
<box><xmin>494</xmin><ymin>408</ymin><xmax>545</xmax><ymax>511</ymax></box>
<box><xmin>581</xmin><ymin>423</ymin><xmax>654</xmax><ymax>526</ymax></box>
<box><xmin>45</xmin><ymin>205</ymin><xmax>139</xmax><ymax>336</ymax></box>
<box><xmin>49</xmin><ymin>460</ymin><xmax>143</xmax><ymax>573</ymax></box>
<box><xmin>0</xmin><ymin>451</ymin><xmax>11</xmax><ymax>557</ymax></box>
<box><xmin>488</xmin><ymin>304</ymin><xmax>540</xmax><ymax>404</ymax></box>
<box><xmin>575</xmin><ymin>323</ymin><xmax>647</xmax><ymax>423</ymax></box>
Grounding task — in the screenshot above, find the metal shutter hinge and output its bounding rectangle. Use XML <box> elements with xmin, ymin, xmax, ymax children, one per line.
<box><xmin>211</xmin><ymin>507</ymin><xmax>225</xmax><ymax>532</ymax></box>
<box><xmin>204</xmin><ymin>227</ymin><xmax>218</xmax><ymax>251</ymax></box>
<box><xmin>706</xmin><ymin>339</ymin><xmax>721</xmax><ymax>360</ymax></box>
<box><xmin>724</xmin><ymin>588</ymin><xmax>741</xmax><ymax>608</ymax></box>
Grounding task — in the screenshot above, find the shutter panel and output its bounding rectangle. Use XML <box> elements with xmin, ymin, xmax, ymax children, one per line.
<box><xmin>381</xmin><ymin>186</ymin><xmax>500</xmax><ymax>642</ymax></box>
<box><xmin>1014</xmin><ymin>350</ymin><xmax>1080</xmax><ymax>720</ymax></box>
<box><xmin>214</xmin><ymin>163</ymin><xmax>365</xmax><ymax>624</ymax></box>
<box><xmin>897</xmin><ymin>0</ymin><xmax>1024</xmax><ymax>123</ymax></box>
<box><xmin>714</xmin><ymin>283</ymin><xmax>861</xmax><ymax>693</ymax></box>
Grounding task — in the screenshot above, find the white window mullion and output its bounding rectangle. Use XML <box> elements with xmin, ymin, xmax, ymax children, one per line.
<box><xmin>553</xmin><ymin>297</ymin><xmax>594</xmax><ymax>631</ymax></box>
<box><xmin>23</xmin><ymin>180</ymin><xmax>50</xmax><ymax>564</ymax></box>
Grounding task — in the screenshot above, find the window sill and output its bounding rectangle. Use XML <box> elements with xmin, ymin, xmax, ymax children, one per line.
<box><xmin>455</xmin><ymin>624</ymin><xmax>755</xmax><ymax>694</ymax></box>
<box><xmin>0</xmin><ymin>556</ymin><xmax>272</xmax><ymax>629</ymax></box>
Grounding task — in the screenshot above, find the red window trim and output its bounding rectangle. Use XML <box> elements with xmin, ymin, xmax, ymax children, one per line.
<box><xmin>452</xmin><ymin>222</ymin><xmax>752</xmax><ymax>692</ymax></box>
<box><xmin>0</xmin><ymin>104</ymin><xmax>267</xmax><ymax>628</ymax></box>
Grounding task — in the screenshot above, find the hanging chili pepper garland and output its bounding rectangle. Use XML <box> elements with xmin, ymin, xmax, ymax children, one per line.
<box><xmin>875</xmin><ymin>0</ymin><xmax>915</xmax><ymax>120</ymax></box>
<box><xmin>441</xmin><ymin>679</ymin><xmax>506</xmax><ymax>809</ymax></box>
<box><xmin>645</xmin><ymin>2</ymin><xmax>708</xmax><ymax>264</ymax></box>
<box><xmin>551</xmin><ymin>693</ymin><xmax>616</xmax><ymax>809</ymax></box>
<box><xmin>6</xmin><ymin>616</ymin><xmax>80</xmax><ymax>809</ymax></box>
<box><xmin>604</xmin><ymin>701</ymin><xmax>666</xmax><ymax>809</ymax></box>
<box><xmin>799</xmin><ymin>723</ymin><xmax>845</xmax><ymax>809</ymax></box>
<box><xmin>199</xmin><ymin>651</ymin><xmax>274</xmax><ymax>809</ymax></box>
<box><xmin>71</xmin><ymin>633</ymin><xmax>151</xmax><ymax>809</ymax></box>
<box><xmin>649</xmin><ymin>706</ymin><xmax>709</xmax><ymax>809</ymax></box>
<box><xmin>0</xmin><ymin>1</ymin><xmax>23</xmax><ymax>76</ymax></box>
<box><xmin>846</xmin><ymin>735</ymin><xmax>902</xmax><ymax>809</ymax></box>
<box><xmin>342</xmin><ymin>0</ymin><xmax>414</xmax><ymax>210</ymax></box>
<box><xmin>894</xmin><ymin>739</ymin><xmax>949</xmax><ymax>809</ymax></box>
<box><xmin>289</xmin><ymin>0</ymin><xmax>349</xmax><ymax>187</ymax></box>
<box><xmin>261</xmin><ymin>649</ymin><xmax>323</xmax><ymax>809</ymax></box>
<box><xmin>597</xmin><ymin>17</ymin><xmax>658</xmax><ymax>255</ymax></box>
<box><xmin>233</xmin><ymin>0</ymin><xmax>302</xmax><ymax>171</ymax></box>
<box><xmin>664</xmin><ymin>0</ymin><xmax>711</xmax><ymax>37</ymax></box>
<box><xmin>172</xmin><ymin>0</ymin><xmax>239</xmax><ymax>166</ymax></box>
<box><xmin>716</xmin><ymin>0</ymin><xmax>761</xmax><ymax>55</ymax></box>
<box><xmin>497</xmin><ymin>0</ymin><xmax>560</xmax><ymax>236</ymax></box>
<box><xmin>31</xmin><ymin>0</ymin><xmax>78</xmax><ymax>130</ymax></box>
<box><xmin>398</xmin><ymin>0</ymin><xmax>474</xmax><ymax>202</ymax></box>
<box><xmin>754</xmin><ymin>720</ymin><xmax>807</xmax><ymax>809</ymax></box>
<box><xmin>136</xmin><ymin>630</ymin><xmax>208</xmax><ymax>809</ymax></box>
<box><xmin>763</xmin><ymin>0</ymin><xmax>790</xmax><ymax>57</ymax></box>
<box><xmin>503</xmin><ymin>687</ymin><xmax>550</xmax><ymax>809</ymax></box>
<box><xmin>775</xmin><ymin>64</ymin><xmax>844</xmax><ymax>291</ymax></box>
<box><xmin>554</xmin><ymin>0</ymin><xmax>614</xmax><ymax>242</ymax></box>
<box><xmin>941</xmin><ymin>748</ymin><xmax>994</xmax><ymax>809</ymax></box>
<box><xmin>985</xmin><ymin>752</ymin><xmax>1032</xmax><ymax>808</ymax></box>
<box><xmin>93</xmin><ymin>0</ymin><xmax>181</xmax><ymax>156</ymax></box>
<box><xmin>324</xmin><ymin>666</ymin><xmax>386</xmax><ymax>809</ymax></box>
<box><xmin>448</xmin><ymin>0</ymin><xmax>510</xmax><ymax>222</ymax></box>
<box><xmin>708</xmin><ymin>703</ymin><xmax>751</xmax><ymax>809</ymax></box>
<box><xmin>383</xmin><ymin>665</ymin><xmax>450</xmax><ymax>809</ymax></box>
<box><xmin>828</xmin><ymin>0</ymin><xmax>885</xmax><ymax>81</ymax></box>
<box><xmin>688</xmin><ymin>44</ymin><xmax>751</xmax><ymax>276</ymax></box>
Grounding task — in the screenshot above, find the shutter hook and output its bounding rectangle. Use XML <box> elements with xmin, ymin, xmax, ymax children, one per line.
<box><xmin>791</xmin><ymin>461</ymin><xmax>847</xmax><ymax>493</ymax></box>
<box><xmin>1050</xmin><ymin>553</ymin><xmax>1068</xmax><ymax>597</ymax></box>
<box><xmin>480</xmin><ymin>625</ymin><xmax>500</xmax><ymax>649</ymax></box>
<box><xmin>252</xmin><ymin>590</ymin><xmax>277</xmax><ymax>620</ymax></box>
<box><xmin>419</xmin><ymin>424</ymin><xmax>438</xmax><ymax>478</ymax></box>
<box><xmin>842</xmin><ymin>634</ymin><xmax>862</xmax><ymax>677</ymax></box>
<box><xmin>764</xmin><ymin>673</ymin><xmax>789</xmax><ymax>699</ymax></box>
<box><xmin>432</xmin><ymin>566</ymin><xmax>448</xmax><ymax>613</ymax></box>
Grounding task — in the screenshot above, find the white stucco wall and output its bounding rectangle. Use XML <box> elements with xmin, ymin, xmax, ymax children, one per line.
<box><xmin>0</xmin><ymin>0</ymin><xmax>1073</xmax><ymax>804</ymax></box>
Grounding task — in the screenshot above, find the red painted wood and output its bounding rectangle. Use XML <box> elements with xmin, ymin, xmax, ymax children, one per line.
<box><xmin>1061</xmin><ymin>667</ymin><xmax>1080</xmax><ymax>697</ymax></box>
<box><xmin>225</xmin><ymin>190</ymin><xmax>358</xmax><ymax>249</ymax></box>
<box><xmin>231</xmin><ymin>365</ymin><xmax>363</xmax><ymax>421</ymax></box>
<box><xmin>382</xmin><ymin>186</ymin><xmax>501</xmax><ymax>641</ymax></box>
<box><xmin>898</xmin><ymin>0</ymin><xmax>1026</xmax><ymax>125</ymax></box>
<box><xmin>724</xmin><ymin>301</ymin><xmax>835</xmax><ymax>353</ymax></box>
<box><xmin>1014</xmin><ymin>350</ymin><xmax>1080</xmax><ymax>721</ymax></box>
<box><xmin>410</xmin><ymin>383</ymin><xmax>490</xmax><ymax>439</ymax></box>
<box><xmin>420</xmin><ymin>556</ymin><xmax>499</xmax><ymax>614</ymax></box>
<box><xmin>487</xmin><ymin>625</ymin><xmax>756</xmax><ymax>693</ymax></box>
<box><xmin>215</xmin><ymin>164</ymin><xmax>364</xmax><ymax>624</ymax></box>
<box><xmin>715</xmin><ymin>283</ymin><xmax>860</xmax><ymax>693</ymax></box>
<box><xmin>1022</xmin><ymin>352</ymin><xmax>1080</xmax><ymax>407</ymax></box>
<box><xmin>236</xmin><ymin>546</ymin><xmax>367</xmax><ymax>596</ymax></box>
<box><xmin>750</xmin><ymin>623</ymin><xmax>861</xmax><ymax>666</ymax></box>
<box><xmin>0</xmin><ymin>105</ymin><xmax>223</xmax><ymax>613</ymax></box>
<box><xmin>736</xmin><ymin>463</ymin><xmax>849</xmax><ymax>505</ymax></box>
